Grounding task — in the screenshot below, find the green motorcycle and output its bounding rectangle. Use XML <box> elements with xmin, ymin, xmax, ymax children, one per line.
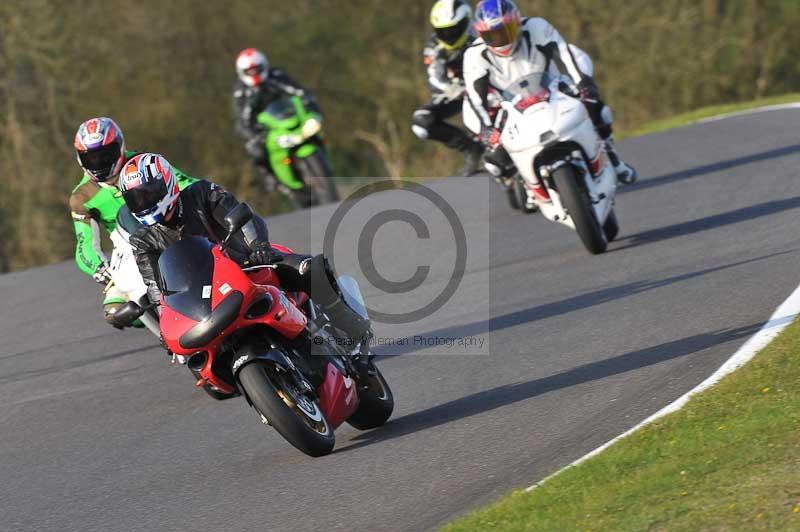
<box><xmin>257</xmin><ymin>95</ymin><xmax>339</xmax><ymax>207</ymax></box>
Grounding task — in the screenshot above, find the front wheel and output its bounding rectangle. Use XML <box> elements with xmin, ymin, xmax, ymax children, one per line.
<box><xmin>347</xmin><ymin>361</ymin><xmax>394</xmax><ymax>430</ymax></box>
<box><xmin>238</xmin><ymin>361</ymin><xmax>335</xmax><ymax>457</ymax></box>
<box><xmin>552</xmin><ymin>165</ymin><xmax>607</xmax><ymax>254</ymax></box>
<box><xmin>603</xmin><ymin>209</ymin><xmax>620</xmax><ymax>242</ymax></box>
<box><xmin>296</xmin><ymin>151</ymin><xmax>339</xmax><ymax>205</ymax></box>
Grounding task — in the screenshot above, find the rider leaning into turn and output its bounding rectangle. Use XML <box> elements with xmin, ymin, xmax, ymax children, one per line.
<box><xmin>412</xmin><ymin>0</ymin><xmax>485</xmax><ymax>176</ymax></box>
<box><xmin>118</xmin><ymin>153</ymin><xmax>370</xmax><ymax>346</ymax></box>
<box><xmin>233</xmin><ymin>48</ymin><xmax>316</xmax><ymax>189</ymax></box>
<box><xmin>464</xmin><ymin>0</ymin><xmax>637</xmax><ymax>188</ymax></box>
<box><xmin>70</xmin><ymin>118</ymin><xmax>197</xmax><ymax>327</ymax></box>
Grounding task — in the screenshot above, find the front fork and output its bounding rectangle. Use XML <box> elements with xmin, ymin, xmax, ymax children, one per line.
<box><xmin>541</xmin><ymin>153</ymin><xmax>614</xmax><ymax>224</ymax></box>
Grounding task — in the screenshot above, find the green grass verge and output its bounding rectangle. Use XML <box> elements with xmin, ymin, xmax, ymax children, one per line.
<box><xmin>443</xmin><ymin>317</ymin><xmax>800</xmax><ymax>531</ymax></box>
<box><xmin>620</xmin><ymin>93</ymin><xmax>800</xmax><ymax>139</ymax></box>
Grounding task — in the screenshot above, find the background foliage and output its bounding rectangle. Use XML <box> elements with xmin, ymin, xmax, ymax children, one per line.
<box><xmin>0</xmin><ymin>0</ymin><xmax>798</xmax><ymax>271</ymax></box>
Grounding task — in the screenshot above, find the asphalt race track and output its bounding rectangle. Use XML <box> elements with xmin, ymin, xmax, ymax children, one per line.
<box><xmin>2</xmin><ymin>108</ymin><xmax>799</xmax><ymax>531</ymax></box>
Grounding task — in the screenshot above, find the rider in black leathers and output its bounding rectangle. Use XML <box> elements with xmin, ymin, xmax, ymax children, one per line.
<box><xmin>232</xmin><ymin>48</ymin><xmax>316</xmax><ymax>188</ymax></box>
<box><xmin>412</xmin><ymin>0</ymin><xmax>484</xmax><ymax>176</ymax></box>
<box><xmin>120</xmin><ymin>153</ymin><xmax>368</xmax><ymax>343</ymax></box>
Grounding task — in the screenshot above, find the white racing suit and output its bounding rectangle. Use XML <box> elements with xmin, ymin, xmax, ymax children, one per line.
<box><xmin>462</xmin><ymin>41</ymin><xmax>593</xmax><ymax>134</ymax></box>
<box><xmin>462</xmin><ymin>17</ymin><xmax>631</xmax><ymax>181</ymax></box>
<box><xmin>106</xmin><ymin>214</ymin><xmax>161</xmax><ymax>336</ymax></box>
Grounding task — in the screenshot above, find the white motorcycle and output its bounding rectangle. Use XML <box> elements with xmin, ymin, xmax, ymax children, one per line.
<box><xmin>107</xmin><ymin>225</ymin><xmax>161</xmax><ymax>337</ymax></box>
<box><xmin>495</xmin><ymin>71</ymin><xmax>619</xmax><ymax>254</ymax></box>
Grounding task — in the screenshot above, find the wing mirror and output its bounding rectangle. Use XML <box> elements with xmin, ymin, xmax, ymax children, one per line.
<box><xmin>221</xmin><ymin>203</ymin><xmax>254</xmax><ymax>249</ymax></box>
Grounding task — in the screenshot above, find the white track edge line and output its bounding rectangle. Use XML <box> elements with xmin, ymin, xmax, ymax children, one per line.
<box><xmin>526</xmin><ymin>281</ymin><xmax>800</xmax><ymax>492</ymax></box>
<box><xmin>695</xmin><ymin>102</ymin><xmax>800</xmax><ymax>124</ymax></box>
<box><xmin>522</xmin><ymin>103</ymin><xmax>800</xmax><ymax>492</ymax></box>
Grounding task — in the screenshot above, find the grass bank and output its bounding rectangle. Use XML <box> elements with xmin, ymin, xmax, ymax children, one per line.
<box><xmin>444</xmin><ymin>314</ymin><xmax>800</xmax><ymax>531</ymax></box>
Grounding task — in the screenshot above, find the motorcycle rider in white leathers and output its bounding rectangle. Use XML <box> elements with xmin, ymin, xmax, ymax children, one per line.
<box><xmin>464</xmin><ymin>0</ymin><xmax>637</xmax><ymax>186</ymax></box>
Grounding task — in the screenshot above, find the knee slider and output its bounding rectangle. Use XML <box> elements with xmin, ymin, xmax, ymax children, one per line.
<box><xmin>412</xmin><ymin>110</ymin><xmax>434</xmax><ymax>139</ymax></box>
<box><xmin>484</xmin><ymin>147</ymin><xmax>515</xmax><ymax>178</ymax></box>
<box><xmin>103</xmin><ymin>301</ymin><xmax>126</xmax><ymax>328</ymax></box>
<box><xmin>601</xmin><ymin>105</ymin><xmax>614</xmax><ymax>126</ymax></box>
<box><xmin>412</xmin><ymin>124</ymin><xmax>429</xmax><ymax>139</ymax></box>
<box><xmin>412</xmin><ymin>109</ymin><xmax>435</xmax><ymax>129</ymax></box>
<box><xmin>484</xmin><ymin>161</ymin><xmax>502</xmax><ymax>177</ymax></box>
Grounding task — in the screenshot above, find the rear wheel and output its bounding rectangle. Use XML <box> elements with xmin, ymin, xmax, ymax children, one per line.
<box><xmin>238</xmin><ymin>361</ymin><xmax>335</xmax><ymax>457</ymax></box>
<box><xmin>552</xmin><ymin>165</ymin><xmax>607</xmax><ymax>254</ymax></box>
<box><xmin>296</xmin><ymin>151</ymin><xmax>339</xmax><ymax>205</ymax></box>
<box><xmin>505</xmin><ymin>178</ymin><xmax>521</xmax><ymax>210</ymax></box>
<box><xmin>347</xmin><ymin>361</ymin><xmax>394</xmax><ymax>430</ymax></box>
<box><xmin>603</xmin><ymin>209</ymin><xmax>620</xmax><ymax>242</ymax></box>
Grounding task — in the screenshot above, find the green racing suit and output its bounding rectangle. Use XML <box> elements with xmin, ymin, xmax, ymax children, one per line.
<box><xmin>69</xmin><ymin>150</ymin><xmax>198</xmax><ymax>312</ymax></box>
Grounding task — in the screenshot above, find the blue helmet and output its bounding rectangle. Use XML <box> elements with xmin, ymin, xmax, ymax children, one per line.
<box><xmin>474</xmin><ymin>0</ymin><xmax>522</xmax><ymax>57</ymax></box>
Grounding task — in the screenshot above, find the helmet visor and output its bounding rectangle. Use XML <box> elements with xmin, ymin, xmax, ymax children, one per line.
<box><xmin>78</xmin><ymin>142</ymin><xmax>121</xmax><ymax>174</ymax></box>
<box><xmin>479</xmin><ymin>19</ymin><xmax>520</xmax><ymax>49</ymax></box>
<box><xmin>435</xmin><ymin>18</ymin><xmax>470</xmax><ymax>46</ymax></box>
<box><xmin>244</xmin><ymin>64</ymin><xmax>265</xmax><ymax>77</ymax></box>
<box><xmin>122</xmin><ymin>178</ymin><xmax>168</xmax><ymax>216</ymax></box>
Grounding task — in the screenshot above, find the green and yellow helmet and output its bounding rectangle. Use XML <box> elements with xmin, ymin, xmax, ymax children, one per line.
<box><xmin>430</xmin><ymin>0</ymin><xmax>473</xmax><ymax>50</ymax></box>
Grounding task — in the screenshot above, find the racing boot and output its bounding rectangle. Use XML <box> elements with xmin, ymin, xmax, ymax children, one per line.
<box><xmin>306</xmin><ymin>255</ymin><xmax>371</xmax><ymax>344</ymax></box>
<box><xmin>606</xmin><ymin>138</ymin><xmax>638</xmax><ymax>185</ymax></box>
<box><xmin>104</xmin><ymin>295</ymin><xmax>144</xmax><ymax>330</ymax></box>
<box><xmin>448</xmin><ymin>132</ymin><xmax>485</xmax><ymax>177</ymax></box>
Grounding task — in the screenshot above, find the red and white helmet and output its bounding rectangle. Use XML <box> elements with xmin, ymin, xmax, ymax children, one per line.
<box><xmin>119</xmin><ymin>153</ymin><xmax>180</xmax><ymax>227</ymax></box>
<box><xmin>74</xmin><ymin>117</ymin><xmax>126</xmax><ymax>183</ymax></box>
<box><xmin>236</xmin><ymin>48</ymin><xmax>270</xmax><ymax>87</ymax></box>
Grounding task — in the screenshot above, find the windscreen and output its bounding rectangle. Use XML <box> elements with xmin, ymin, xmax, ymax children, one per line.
<box><xmin>502</xmin><ymin>72</ymin><xmax>553</xmax><ymax>100</ymax></box>
<box><xmin>158</xmin><ymin>236</ymin><xmax>216</xmax><ymax>321</ymax></box>
<box><xmin>264</xmin><ymin>95</ymin><xmax>298</xmax><ymax>121</ymax></box>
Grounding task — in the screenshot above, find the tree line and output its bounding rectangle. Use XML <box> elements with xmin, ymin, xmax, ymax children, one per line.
<box><xmin>0</xmin><ymin>0</ymin><xmax>797</xmax><ymax>271</ymax></box>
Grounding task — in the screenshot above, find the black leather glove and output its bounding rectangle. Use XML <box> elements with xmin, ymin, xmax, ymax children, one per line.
<box><xmin>577</xmin><ymin>79</ymin><xmax>600</xmax><ymax>102</ymax></box>
<box><xmin>93</xmin><ymin>263</ymin><xmax>113</xmax><ymax>285</ymax></box>
<box><xmin>247</xmin><ymin>241</ymin><xmax>282</xmax><ymax>266</ymax></box>
<box><xmin>480</xmin><ymin>125</ymin><xmax>502</xmax><ymax>149</ymax></box>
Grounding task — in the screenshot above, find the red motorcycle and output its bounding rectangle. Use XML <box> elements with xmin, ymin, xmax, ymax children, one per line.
<box><xmin>116</xmin><ymin>205</ymin><xmax>393</xmax><ymax>456</ymax></box>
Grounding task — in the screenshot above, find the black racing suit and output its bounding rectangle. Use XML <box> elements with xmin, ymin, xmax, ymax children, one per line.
<box><xmin>232</xmin><ymin>68</ymin><xmax>314</xmax><ymax>175</ymax></box>
<box><xmin>128</xmin><ymin>180</ymin><xmax>368</xmax><ymax>340</ymax></box>
<box><xmin>412</xmin><ymin>34</ymin><xmax>483</xmax><ymax>154</ymax></box>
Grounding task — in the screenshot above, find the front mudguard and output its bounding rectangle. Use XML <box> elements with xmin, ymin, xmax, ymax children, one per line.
<box><xmin>232</xmin><ymin>346</ymin><xmax>298</xmax><ymax>407</ymax></box>
<box><xmin>266</xmin><ymin>137</ymin><xmax>303</xmax><ymax>190</ymax></box>
<box><xmin>266</xmin><ymin>138</ymin><xmax>320</xmax><ymax>190</ymax></box>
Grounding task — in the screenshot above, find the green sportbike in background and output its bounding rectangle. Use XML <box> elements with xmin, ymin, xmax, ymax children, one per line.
<box><xmin>257</xmin><ymin>95</ymin><xmax>339</xmax><ymax>207</ymax></box>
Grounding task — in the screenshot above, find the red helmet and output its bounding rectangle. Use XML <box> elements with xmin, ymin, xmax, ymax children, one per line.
<box><xmin>236</xmin><ymin>48</ymin><xmax>270</xmax><ymax>87</ymax></box>
<box><xmin>74</xmin><ymin>117</ymin><xmax>126</xmax><ymax>183</ymax></box>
